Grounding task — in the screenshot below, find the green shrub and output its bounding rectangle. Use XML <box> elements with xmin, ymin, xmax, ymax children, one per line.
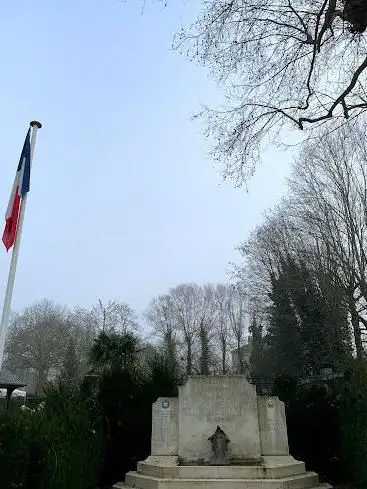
<box><xmin>37</xmin><ymin>382</ymin><xmax>104</xmax><ymax>489</ymax></box>
<box><xmin>0</xmin><ymin>410</ymin><xmax>31</xmax><ymax>489</ymax></box>
<box><xmin>340</xmin><ymin>359</ymin><xmax>367</xmax><ymax>489</ymax></box>
<box><xmin>0</xmin><ymin>381</ymin><xmax>104</xmax><ymax>489</ymax></box>
<box><xmin>285</xmin><ymin>383</ymin><xmax>341</xmax><ymax>482</ymax></box>
<box><xmin>96</xmin><ymin>350</ymin><xmax>180</xmax><ymax>487</ymax></box>
<box><xmin>275</xmin><ymin>363</ymin><xmax>367</xmax><ymax>488</ymax></box>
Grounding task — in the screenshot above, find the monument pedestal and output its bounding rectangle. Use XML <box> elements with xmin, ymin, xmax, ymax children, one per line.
<box><xmin>113</xmin><ymin>376</ymin><xmax>332</xmax><ymax>489</ymax></box>
<box><xmin>117</xmin><ymin>456</ymin><xmax>330</xmax><ymax>489</ymax></box>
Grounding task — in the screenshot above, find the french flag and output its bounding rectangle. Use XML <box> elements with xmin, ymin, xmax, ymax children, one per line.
<box><xmin>2</xmin><ymin>129</ymin><xmax>31</xmax><ymax>251</ymax></box>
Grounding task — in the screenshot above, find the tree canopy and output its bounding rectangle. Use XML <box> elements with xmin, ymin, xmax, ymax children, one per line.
<box><xmin>175</xmin><ymin>0</ymin><xmax>367</xmax><ymax>184</ymax></box>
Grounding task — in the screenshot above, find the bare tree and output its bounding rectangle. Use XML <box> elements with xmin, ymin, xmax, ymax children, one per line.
<box><xmin>145</xmin><ymin>294</ymin><xmax>179</xmax><ymax>368</ymax></box>
<box><xmin>147</xmin><ymin>282</ymin><xmax>257</xmax><ymax>376</ymax></box>
<box><xmin>60</xmin><ymin>336</ymin><xmax>80</xmax><ymax>381</ymax></box>
<box><xmin>226</xmin><ymin>286</ymin><xmax>249</xmax><ymax>374</ymax></box>
<box><xmin>66</xmin><ymin>307</ymin><xmax>99</xmax><ymax>375</ymax></box>
<box><xmin>289</xmin><ymin>120</ymin><xmax>367</xmax><ymax>356</ymax></box>
<box><xmin>147</xmin><ymin>283</ymin><xmax>227</xmax><ymax>376</ymax></box>
<box><xmin>234</xmin><ymin>119</ymin><xmax>367</xmax><ymax>358</ymax></box>
<box><xmin>234</xmin><ymin>192</ymin><xmax>355</xmax><ymax>375</ymax></box>
<box><xmin>234</xmin><ymin>206</ymin><xmax>304</xmax><ymax>313</ymax></box>
<box><xmin>175</xmin><ymin>0</ymin><xmax>367</xmax><ymax>184</ymax></box>
<box><xmin>92</xmin><ymin>299</ymin><xmax>139</xmax><ymax>334</ymax></box>
<box><xmin>214</xmin><ymin>284</ymin><xmax>231</xmax><ymax>374</ymax></box>
<box><xmin>5</xmin><ymin>299</ymin><xmax>70</xmax><ymax>393</ymax></box>
<box><xmin>197</xmin><ymin>284</ymin><xmax>218</xmax><ymax>375</ymax></box>
<box><xmin>168</xmin><ymin>284</ymin><xmax>202</xmax><ymax>375</ymax></box>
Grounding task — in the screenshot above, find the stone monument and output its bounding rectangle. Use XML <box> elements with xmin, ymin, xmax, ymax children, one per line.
<box><xmin>114</xmin><ymin>375</ymin><xmax>332</xmax><ymax>489</ymax></box>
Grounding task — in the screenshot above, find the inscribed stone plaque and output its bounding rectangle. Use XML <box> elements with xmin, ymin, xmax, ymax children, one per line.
<box><xmin>257</xmin><ymin>397</ymin><xmax>289</xmax><ymax>455</ymax></box>
<box><xmin>178</xmin><ymin>376</ymin><xmax>261</xmax><ymax>463</ymax></box>
<box><xmin>151</xmin><ymin>397</ymin><xmax>178</xmax><ymax>456</ymax></box>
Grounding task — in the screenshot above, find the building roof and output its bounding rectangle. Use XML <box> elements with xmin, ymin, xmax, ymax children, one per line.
<box><xmin>0</xmin><ymin>367</ymin><xmax>26</xmax><ymax>389</ymax></box>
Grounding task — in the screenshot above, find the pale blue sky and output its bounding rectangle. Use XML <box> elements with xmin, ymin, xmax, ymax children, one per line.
<box><xmin>0</xmin><ymin>0</ymin><xmax>291</xmax><ymax>318</ymax></box>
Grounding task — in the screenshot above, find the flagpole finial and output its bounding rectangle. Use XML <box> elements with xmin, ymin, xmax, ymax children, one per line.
<box><xmin>30</xmin><ymin>121</ymin><xmax>42</xmax><ymax>129</ymax></box>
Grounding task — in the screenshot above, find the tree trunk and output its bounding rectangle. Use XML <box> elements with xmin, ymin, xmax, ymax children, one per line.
<box><xmin>36</xmin><ymin>368</ymin><xmax>48</xmax><ymax>395</ymax></box>
<box><xmin>236</xmin><ymin>338</ymin><xmax>245</xmax><ymax>374</ymax></box>
<box><xmin>199</xmin><ymin>324</ymin><xmax>210</xmax><ymax>375</ymax></box>
<box><xmin>186</xmin><ymin>339</ymin><xmax>193</xmax><ymax>375</ymax></box>
<box><xmin>349</xmin><ymin>297</ymin><xmax>364</xmax><ymax>358</ymax></box>
<box><xmin>221</xmin><ymin>341</ymin><xmax>227</xmax><ymax>374</ymax></box>
<box><xmin>165</xmin><ymin>330</ymin><xmax>177</xmax><ymax>369</ymax></box>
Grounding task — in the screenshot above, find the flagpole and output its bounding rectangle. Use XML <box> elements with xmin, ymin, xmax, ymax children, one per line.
<box><xmin>0</xmin><ymin>121</ymin><xmax>42</xmax><ymax>369</ymax></box>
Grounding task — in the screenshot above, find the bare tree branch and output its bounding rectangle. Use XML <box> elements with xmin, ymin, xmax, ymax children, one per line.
<box><xmin>175</xmin><ymin>0</ymin><xmax>367</xmax><ymax>184</ymax></box>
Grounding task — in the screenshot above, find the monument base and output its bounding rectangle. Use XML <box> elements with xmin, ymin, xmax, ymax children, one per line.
<box><xmin>114</xmin><ymin>455</ymin><xmax>332</xmax><ymax>489</ymax></box>
<box><xmin>113</xmin><ymin>377</ymin><xmax>332</xmax><ymax>489</ymax></box>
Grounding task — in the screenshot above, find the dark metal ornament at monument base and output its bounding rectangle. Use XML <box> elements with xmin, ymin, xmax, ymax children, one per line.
<box><xmin>208</xmin><ymin>426</ymin><xmax>230</xmax><ymax>465</ymax></box>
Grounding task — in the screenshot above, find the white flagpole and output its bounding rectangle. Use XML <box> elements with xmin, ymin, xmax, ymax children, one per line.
<box><xmin>0</xmin><ymin>121</ymin><xmax>42</xmax><ymax>370</ymax></box>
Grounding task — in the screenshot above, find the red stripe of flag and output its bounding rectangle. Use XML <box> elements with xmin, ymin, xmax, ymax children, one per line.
<box><xmin>2</xmin><ymin>128</ymin><xmax>31</xmax><ymax>252</ymax></box>
<box><xmin>2</xmin><ymin>187</ymin><xmax>21</xmax><ymax>251</ymax></box>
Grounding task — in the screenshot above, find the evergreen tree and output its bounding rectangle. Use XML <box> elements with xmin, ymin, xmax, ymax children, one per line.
<box><xmin>267</xmin><ymin>265</ymin><xmax>304</xmax><ymax>378</ymax></box>
<box><xmin>267</xmin><ymin>256</ymin><xmax>352</xmax><ymax>380</ymax></box>
<box><xmin>249</xmin><ymin>313</ymin><xmax>270</xmax><ymax>379</ymax></box>
<box><xmin>283</xmin><ymin>258</ymin><xmax>326</xmax><ymax>376</ymax></box>
<box><xmin>88</xmin><ymin>331</ymin><xmax>140</xmax><ymax>373</ymax></box>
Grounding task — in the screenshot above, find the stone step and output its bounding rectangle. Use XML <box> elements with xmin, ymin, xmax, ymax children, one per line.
<box><xmin>124</xmin><ymin>470</ymin><xmax>319</xmax><ymax>489</ymax></box>
<box><xmin>306</xmin><ymin>486</ymin><xmax>332</xmax><ymax>489</ymax></box>
<box><xmin>115</xmin><ymin>484</ymin><xmax>332</xmax><ymax>489</ymax></box>
<box><xmin>137</xmin><ymin>460</ymin><xmax>306</xmax><ymax>480</ymax></box>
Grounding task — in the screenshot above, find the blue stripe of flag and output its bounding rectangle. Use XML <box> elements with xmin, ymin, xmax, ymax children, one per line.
<box><xmin>16</xmin><ymin>128</ymin><xmax>31</xmax><ymax>196</ymax></box>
